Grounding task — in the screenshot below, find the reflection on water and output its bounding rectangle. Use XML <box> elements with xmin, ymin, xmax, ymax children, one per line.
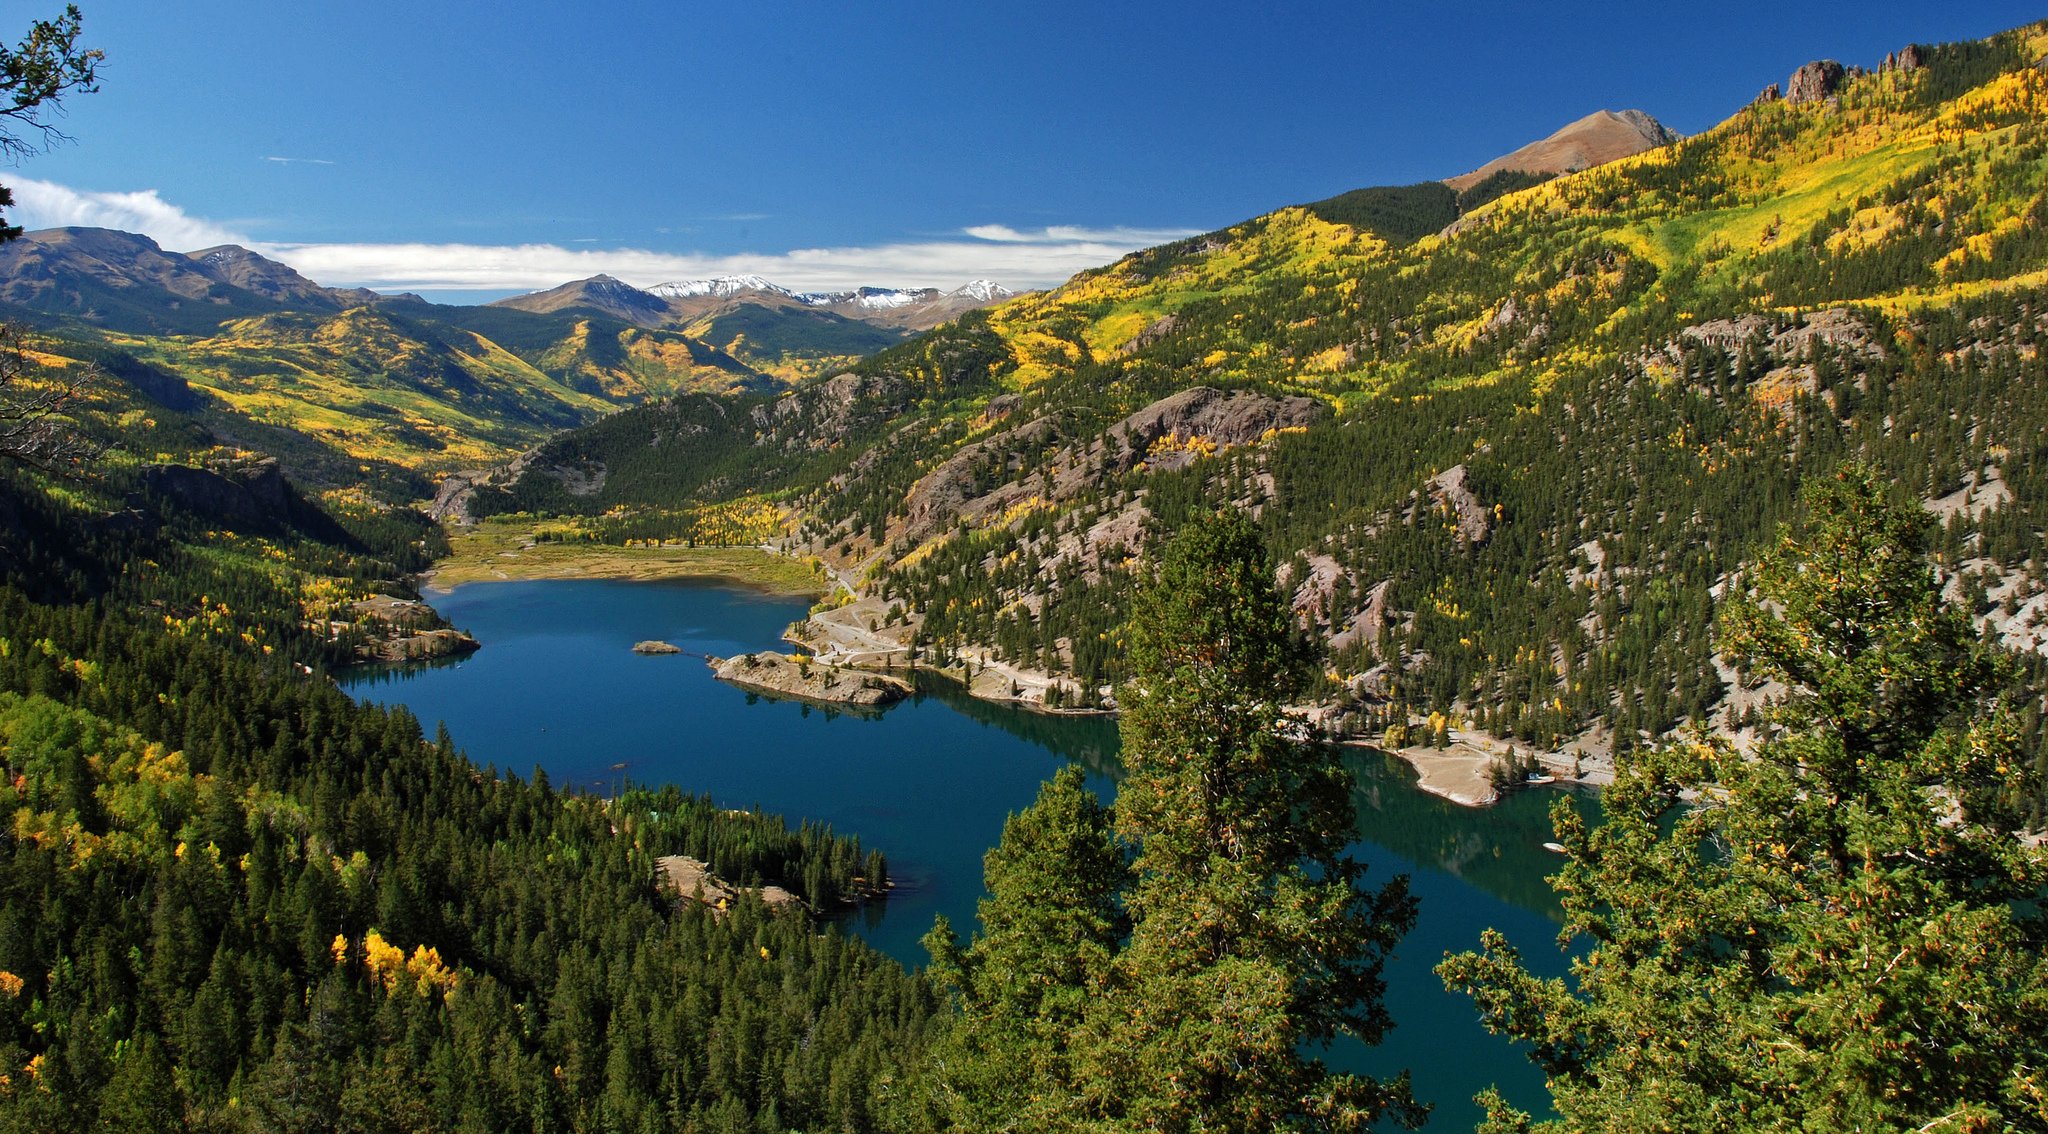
<box><xmin>1347</xmin><ymin>747</ymin><xmax>1599</xmax><ymax>919</ymax></box>
<box><xmin>344</xmin><ymin>576</ymin><xmax>1592</xmax><ymax>1128</ymax></box>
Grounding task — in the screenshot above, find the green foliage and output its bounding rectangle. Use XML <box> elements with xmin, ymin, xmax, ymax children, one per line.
<box><xmin>914</xmin><ymin>766</ymin><xmax>1127</xmax><ymax>1130</ymax></box>
<box><xmin>1455</xmin><ymin>169</ymin><xmax>1559</xmax><ymax>214</ymax></box>
<box><xmin>915</xmin><ymin>513</ymin><xmax>1420</xmax><ymax>1131</ymax></box>
<box><xmin>1439</xmin><ymin>468</ymin><xmax>2048</xmax><ymax>1131</ymax></box>
<box><xmin>1302</xmin><ymin>182</ymin><xmax>1460</xmax><ymax>245</ymax></box>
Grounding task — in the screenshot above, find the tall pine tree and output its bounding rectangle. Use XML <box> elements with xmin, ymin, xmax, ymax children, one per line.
<box><xmin>1441</xmin><ymin>466</ymin><xmax>2048</xmax><ymax>1132</ymax></box>
<box><xmin>1102</xmin><ymin>509</ymin><xmax>1420</xmax><ymax>1132</ymax></box>
<box><xmin>917</xmin><ymin>510</ymin><xmax>1421</xmax><ymax>1131</ymax></box>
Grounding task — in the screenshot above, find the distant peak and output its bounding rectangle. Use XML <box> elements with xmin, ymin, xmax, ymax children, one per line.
<box><xmin>648</xmin><ymin>275</ymin><xmax>791</xmax><ymax>299</ymax></box>
<box><xmin>949</xmin><ymin>280</ymin><xmax>1014</xmax><ymax>302</ymax></box>
<box><xmin>1443</xmin><ymin>108</ymin><xmax>1679</xmax><ymax>192</ymax></box>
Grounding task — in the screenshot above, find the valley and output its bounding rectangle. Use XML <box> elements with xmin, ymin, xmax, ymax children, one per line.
<box><xmin>4</xmin><ymin>9</ymin><xmax>2048</xmax><ymax>1133</ymax></box>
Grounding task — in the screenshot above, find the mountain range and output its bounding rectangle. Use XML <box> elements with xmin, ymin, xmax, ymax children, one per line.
<box><xmin>449</xmin><ymin>24</ymin><xmax>2048</xmax><ymax>771</ymax></box>
<box><xmin>16</xmin><ymin>23</ymin><xmax>2048</xmax><ymax>768</ymax></box>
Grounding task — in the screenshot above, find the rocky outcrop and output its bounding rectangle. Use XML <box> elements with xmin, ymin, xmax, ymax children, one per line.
<box><xmin>1104</xmin><ymin>386</ymin><xmax>1323</xmax><ymax>470</ymax></box>
<box><xmin>655</xmin><ymin>855</ymin><xmax>803</xmax><ymax>913</ymax></box>
<box><xmin>346</xmin><ymin>595</ymin><xmax>480</xmax><ymax>663</ymax></box>
<box><xmin>1881</xmin><ymin>45</ymin><xmax>1927</xmax><ymax>74</ymax></box>
<box><xmin>1443</xmin><ymin>109</ymin><xmax>1679</xmax><ymax>193</ymax></box>
<box><xmin>1428</xmin><ymin>464</ymin><xmax>1495</xmax><ymax>545</ymax></box>
<box><xmin>364</xmin><ymin>628</ymin><xmax>480</xmax><ymax>663</ymax></box>
<box><xmin>1786</xmin><ymin>60</ymin><xmax>1846</xmax><ymax>104</ymax></box>
<box><xmin>1121</xmin><ymin>314</ymin><xmax>1182</xmax><ymax>354</ymax></box>
<box><xmin>1669</xmin><ymin>308</ymin><xmax>1881</xmax><ymax>365</ymax></box>
<box><xmin>710</xmin><ymin>651</ymin><xmax>911</xmax><ymax>707</ymax></box>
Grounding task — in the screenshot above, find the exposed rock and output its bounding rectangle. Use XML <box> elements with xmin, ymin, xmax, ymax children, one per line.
<box><xmin>899</xmin><ymin>415</ymin><xmax>1061</xmax><ymax>538</ymax></box>
<box><xmin>1103</xmin><ymin>386</ymin><xmax>1322</xmax><ymax>469</ymax></box>
<box><xmin>1786</xmin><ymin>60</ymin><xmax>1846</xmax><ymax>105</ymax></box>
<box><xmin>1121</xmin><ymin>314</ymin><xmax>1182</xmax><ymax>354</ymax></box>
<box><xmin>1756</xmin><ymin>82</ymin><xmax>1783</xmax><ymax>103</ymax></box>
<box><xmin>632</xmin><ymin>640</ymin><xmax>683</xmax><ymax>655</ymax></box>
<box><xmin>1282</xmin><ymin>554</ymin><xmax>1344</xmax><ymax>623</ymax></box>
<box><xmin>1671</xmin><ymin>308</ymin><xmax>1879</xmax><ymax>366</ymax></box>
<box><xmin>1925</xmin><ymin>465</ymin><xmax>2012</xmax><ymax>521</ymax></box>
<box><xmin>1427</xmin><ymin>464</ymin><xmax>1495</xmax><ymax>545</ymax></box>
<box><xmin>1329</xmin><ymin>580</ymin><xmax>1395</xmax><ymax>652</ymax></box>
<box><xmin>365</xmin><ymin>628</ymin><xmax>481</xmax><ymax>663</ymax></box>
<box><xmin>426</xmin><ymin>470</ymin><xmax>486</xmax><ymax>524</ymax></box>
<box><xmin>654</xmin><ymin>855</ymin><xmax>804</xmax><ymax>913</ymax></box>
<box><xmin>348</xmin><ymin>595</ymin><xmax>481</xmax><ymax>663</ymax></box>
<box><xmin>709</xmin><ymin>650</ymin><xmax>911</xmax><ymax>707</ymax></box>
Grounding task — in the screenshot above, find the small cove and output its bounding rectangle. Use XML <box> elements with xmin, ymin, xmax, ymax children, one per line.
<box><xmin>344</xmin><ymin>576</ymin><xmax>1590</xmax><ymax>1128</ymax></box>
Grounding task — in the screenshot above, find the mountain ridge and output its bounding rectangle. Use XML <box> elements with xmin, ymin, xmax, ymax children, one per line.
<box><xmin>461</xmin><ymin>20</ymin><xmax>2048</xmax><ymax>762</ymax></box>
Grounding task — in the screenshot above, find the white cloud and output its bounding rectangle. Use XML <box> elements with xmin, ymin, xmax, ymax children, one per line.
<box><xmin>262</xmin><ymin>156</ymin><xmax>335</xmax><ymax>166</ymax></box>
<box><xmin>964</xmin><ymin>223</ymin><xmax>1202</xmax><ymax>246</ymax></box>
<box><xmin>4</xmin><ymin>177</ymin><xmax>1200</xmax><ymax>293</ymax></box>
<box><xmin>8</xmin><ymin>177</ymin><xmax>246</xmax><ymax>250</ymax></box>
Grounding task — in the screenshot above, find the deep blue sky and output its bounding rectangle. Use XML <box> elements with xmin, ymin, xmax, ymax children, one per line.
<box><xmin>7</xmin><ymin>1</ymin><xmax>2043</xmax><ymax>297</ymax></box>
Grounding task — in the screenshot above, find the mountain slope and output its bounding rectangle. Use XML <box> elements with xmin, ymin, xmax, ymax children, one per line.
<box><xmin>475</xmin><ymin>23</ymin><xmax>2048</xmax><ymax>770</ymax></box>
<box><xmin>1443</xmin><ymin>108</ymin><xmax>1679</xmax><ymax>191</ymax></box>
<box><xmin>0</xmin><ymin>228</ymin><xmax>376</xmax><ymax>334</ymax></box>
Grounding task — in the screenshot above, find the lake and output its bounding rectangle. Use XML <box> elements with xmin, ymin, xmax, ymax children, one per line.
<box><xmin>344</xmin><ymin>576</ymin><xmax>1590</xmax><ymax>1128</ymax></box>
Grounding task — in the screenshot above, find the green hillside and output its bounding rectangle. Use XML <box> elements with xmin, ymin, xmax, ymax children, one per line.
<box><xmin>482</xmin><ymin>24</ymin><xmax>2048</xmax><ymax>780</ymax></box>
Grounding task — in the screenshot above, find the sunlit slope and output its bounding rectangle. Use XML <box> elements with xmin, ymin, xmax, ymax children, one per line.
<box><xmin>472</xmin><ymin>23</ymin><xmax>2048</xmax><ymax>745</ymax></box>
<box><xmin>120</xmin><ymin>307</ymin><xmax>614</xmax><ymax>471</ymax></box>
<box><xmin>965</xmin><ymin>28</ymin><xmax>2048</xmax><ymax>405</ymax></box>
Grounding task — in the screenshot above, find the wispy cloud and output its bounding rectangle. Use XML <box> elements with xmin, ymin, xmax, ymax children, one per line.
<box><xmin>964</xmin><ymin>224</ymin><xmax>1200</xmax><ymax>246</ymax></box>
<box><xmin>5</xmin><ymin>178</ymin><xmax>1199</xmax><ymax>293</ymax></box>
<box><xmin>262</xmin><ymin>156</ymin><xmax>335</xmax><ymax>166</ymax></box>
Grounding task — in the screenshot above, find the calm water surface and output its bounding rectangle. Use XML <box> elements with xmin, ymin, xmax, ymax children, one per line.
<box><xmin>344</xmin><ymin>577</ymin><xmax>1591</xmax><ymax>1129</ymax></box>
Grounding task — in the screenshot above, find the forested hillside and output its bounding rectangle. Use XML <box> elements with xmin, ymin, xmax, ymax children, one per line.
<box><xmin>475</xmin><ymin>25</ymin><xmax>2048</xmax><ymax>791</ymax></box>
<box><xmin>0</xmin><ymin>370</ymin><xmax>932</xmax><ymax>1131</ymax></box>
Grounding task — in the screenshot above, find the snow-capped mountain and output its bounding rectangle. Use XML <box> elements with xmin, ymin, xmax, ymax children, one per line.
<box><xmin>647</xmin><ymin>275</ymin><xmax>794</xmax><ymax>300</ymax></box>
<box><xmin>949</xmin><ymin>280</ymin><xmax>1014</xmax><ymax>303</ymax></box>
<box><xmin>492</xmin><ymin>273</ymin><xmax>1021</xmax><ymax>335</ymax></box>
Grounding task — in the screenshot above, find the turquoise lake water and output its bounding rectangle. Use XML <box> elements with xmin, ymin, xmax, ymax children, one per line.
<box><xmin>344</xmin><ymin>576</ymin><xmax>1591</xmax><ymax>1129</ymax></box>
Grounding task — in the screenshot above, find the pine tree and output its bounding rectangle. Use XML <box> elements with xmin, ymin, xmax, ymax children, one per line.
<box><xmin>917</xmin><ymin>766</ymin><xmax>1127</xmax><ymax>1130</ymax></box>
<box><xmin>1101</xmin><ymin>510</ymin><xmax>1421</xmax><ymax>1131</ymax></box>
<box><xmin>915</xmin><ymin>510</ymin><xmax>1421</xmax><ymax>1131</ymax></box>
<box><xmin>1440</xmin><ymin>466</ymin><xmax>2048</xmax><ymax>1132</ymax></box>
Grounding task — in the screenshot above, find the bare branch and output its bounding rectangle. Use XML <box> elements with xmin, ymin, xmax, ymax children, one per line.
<box><xmin>0</xmin><ymin>322</ymin><xmax>105</xmax><ymax>473</ymax></box>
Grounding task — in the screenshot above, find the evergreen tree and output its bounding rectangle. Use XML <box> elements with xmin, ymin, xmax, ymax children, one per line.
<box><xmin>1440</xmin><ymin>466</ymin><xmax>2048</xmax><ymax>1132</ymax></box>
<box><xmin>916</xmin><ymin>766</ymin><xmax>1128</xmax><ymax>1131</ymax></box>
<box><xmin>1101</xmin><ymin>509</ymin><xmax>1421</xmax><ymax>1132</ymax></box>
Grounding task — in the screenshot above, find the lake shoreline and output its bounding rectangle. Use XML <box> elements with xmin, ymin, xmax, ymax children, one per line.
<box><xmin>423</xmin><ymin>521</ymin><xmax>827</xmax><ymax>596</ymax></box>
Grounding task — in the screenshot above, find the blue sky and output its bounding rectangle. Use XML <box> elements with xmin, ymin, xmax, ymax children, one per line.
<box><xmin>7</xmin><ymin>1</ymin><xmax>2043</xmax><ymax>300</ymax></box>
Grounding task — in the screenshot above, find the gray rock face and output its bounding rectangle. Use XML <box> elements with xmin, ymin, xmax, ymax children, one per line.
<box><xmin>1882</xmin><ymin>44</ymin><xmax>1927</xmax><ymax>73</ymax></box>
<box><xmin>1786</xmin><ymin>60</ymin><xmax>1846</xmax><ymax>104</ymax></box>
<box><xmin>1427</xmin><ymin>464</ymin><xmax>1495</xmax><ymax>545</ymax></box>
